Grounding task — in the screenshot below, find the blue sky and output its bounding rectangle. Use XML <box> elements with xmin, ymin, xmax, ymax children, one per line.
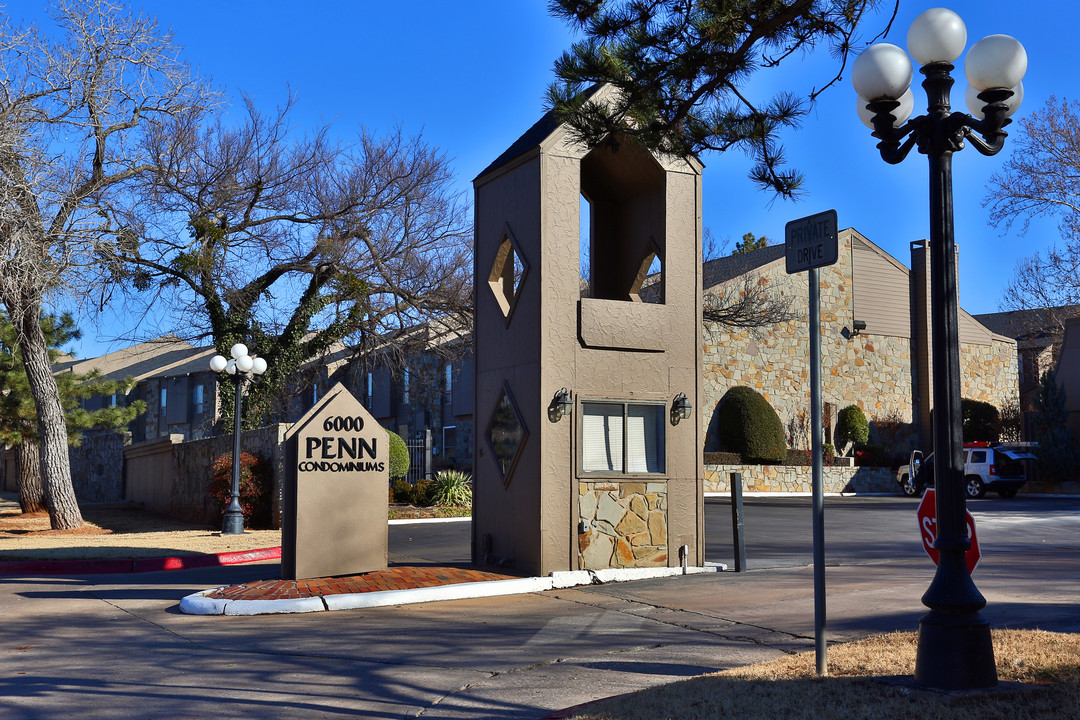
<box><xmin>14</xmin><ymin>1</ymin><xmax>1078</xmax><ymax>358</ymax></box>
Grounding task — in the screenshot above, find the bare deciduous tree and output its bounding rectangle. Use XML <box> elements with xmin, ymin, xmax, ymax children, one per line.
<box><xmin>0</xmin><ymin>0</ymin><xmax>213</xmax><ymax>528</ymax></box>
<box><xmin>100</xmin><ymin>96</ymin><xmax>472</xmax><ymax>427</ymax></box>
<box><xmin>985</xmin><ymin>96</ymin><xmax>1080</xmax><ymax>342</ymax></box>
<box><xmin>703</xmin><ymin>271</ymin><xmax>800</xmax><ymax>329</ymax></box>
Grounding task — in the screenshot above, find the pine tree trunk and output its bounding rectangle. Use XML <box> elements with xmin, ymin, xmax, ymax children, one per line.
<box><xmin>15</xmin><ymin>441</ymin><xmax>46</xmax><ymax>514</ymax></box>
<box><xmin>15</xmin><ymin>308</ymin><xmax>83</xmax><ymax>530</ymax></box>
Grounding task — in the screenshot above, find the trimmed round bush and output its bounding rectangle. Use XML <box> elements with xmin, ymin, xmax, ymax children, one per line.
<box><xmin>836</xmin><ymin>405</ymin><xmax>869</xmax><ymax>454</ymax></box>
<box><xmin>388</xmin><ymin>431</ymin><xmax>410</xmax><ymax>479</ymax></box>
<box><xmin>715</xmin><ymin>386</ymin><xmax>787</xmax><ymax>464</ymax></box>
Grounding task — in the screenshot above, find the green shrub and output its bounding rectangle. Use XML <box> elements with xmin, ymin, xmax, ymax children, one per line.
<box><xmin>835</xmin><ymin>405</ymin><xmax>869</xmax><ymax>455</ymax></box>
<box><xmin>208</xmin><ymin>451</ymin><xmax>272</xmax><ymax>528</ymax></box>
<box><xmin>388</xmin><ymin>431</ymin><xmax>410</xmax><ymax>479</ymax></box>
<box><xmin>430</xmin><ymin>470</ymin><xmax>472</xmax><ymax>507</ymax></box>
<box><xmin>714</xmin><ymin>386</ymin><xmax>787</xmax><ymax>464</ymax></box>
<box><xmin>961</xmin><ymin>398</ymin><xmax>1001</xmax><ymax>443</ymax></box>
<box><xmin>390</xmin><ymin>479</ymin><xmax>413</xmax><ymax>504</ymax></box>
<box><xmin>410</xmin><ymin>478</ymin><xmax>434</xmax><ymax>506</ymax></box>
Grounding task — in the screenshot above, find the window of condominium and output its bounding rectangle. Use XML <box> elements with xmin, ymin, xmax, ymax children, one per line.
<box><xmin>580</xmin><ymin>401</ymin><xmax>665</xmax><ymax>475</ymax></box>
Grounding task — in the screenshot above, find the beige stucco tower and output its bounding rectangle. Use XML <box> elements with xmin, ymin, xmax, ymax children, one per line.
<box><xmin>472</xmin><ymin>88</ymin><xmax>705</xmax><ymax>577</ymax></box>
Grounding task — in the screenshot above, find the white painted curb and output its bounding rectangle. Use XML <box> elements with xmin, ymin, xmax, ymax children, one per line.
<box><xmin>388</xmin><ymin>516</ymin><xmax>471</xmax><ymax>525</ymax></box>
<box><xmin>179</xmin><ymin>564</ymin><xmax>721</xmax><ymax>616</ymax></box>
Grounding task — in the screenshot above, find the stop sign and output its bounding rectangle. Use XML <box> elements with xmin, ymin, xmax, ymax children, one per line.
<box><xmin>917</xmin><ymin>489</ymin><xmax>981</xmax><ymax>574</ymax></box>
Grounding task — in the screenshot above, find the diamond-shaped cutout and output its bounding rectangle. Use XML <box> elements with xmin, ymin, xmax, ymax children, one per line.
<box><xmin>485</xmin><ymin>383</ymin><xmax>528</xmax><ymax>487</ymax></box>
<box><xmin>487</xmin><ymin>226</ymin><xmax>528</xmax><ymax>321</ymax></box>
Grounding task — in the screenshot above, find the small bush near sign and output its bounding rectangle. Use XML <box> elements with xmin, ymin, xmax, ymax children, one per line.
<box><xmin>388</xmin><ymin>431</ymin><xmax>410</xmax><ymax>479</ymax></box>
<box><xmin>208</xmin><ymin>452</ymin><xmax>272</xmax><ymax>528</ymax></box>
<box><xmin>431</xmin><ymin>470</ymin><xmax>473</xmax><ymax>506</ymax></box>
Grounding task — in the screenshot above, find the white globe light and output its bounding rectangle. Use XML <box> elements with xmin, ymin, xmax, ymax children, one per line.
<box><xmin>965</xmin><ymin>34</ymin><xmax>1027</xmax><ymax>91</ymax></box>
<box><xmin>235</xmin><ymin>354</ymin><xmax>254</xmax><ymax>373</ymax></box>
<box><xmin>209</xmin><ymin>354</ymin><xmax>228</xmax><ymax>373</ymax></box>
<box><xmin>226</xmin><ymin>359</ymin><xmax>237</xmax><ymax>375</ymax></box>
<box><xmin>857</xmin><ymin>88</ymin><xmax>915</xmax><ymax>129</ymax></box>
<box><xmin>251</xmin><ymin>357</ymin><xmax>268</xmax><ymax>375</ymax></box>
<box><xmin>230</xmin><ymin>343</ymin><xmax>248</xmax><ymax>360</ymax></box>
<box><xmin>852</xmin><ymin>43</ymin><xmax>913</xmax><ymax>101</ymax></box>
<box><xmin>965</xmin><ymin>81</ymin><xmax>1024</xmax><ymax>119</ymax></box>
<box><xmin>907</xmin><ymin>8</ymin><xmax>967</xmax><ymax>65</ymax></box>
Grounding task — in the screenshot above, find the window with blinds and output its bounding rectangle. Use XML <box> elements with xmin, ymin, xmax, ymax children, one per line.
<box><xmin>581</xmin><ymin>401</ymin><xmax>665</xmax><ymax>475</ymax></box>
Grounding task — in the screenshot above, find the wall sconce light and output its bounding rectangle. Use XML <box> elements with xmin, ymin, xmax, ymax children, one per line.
<box><xmin>672</xmin><ymin>392</ymin><xmax>693</xmax><ymax>424</ymax></box>
<box><xmin>852</xmin><ymin>320</ymin><xmax>867</xmax><ymax>336</ymax></box>
<box><xmin>552</xmin><ymin>387</ymin><xmax>573</xmax><ymax>421</ymax></box>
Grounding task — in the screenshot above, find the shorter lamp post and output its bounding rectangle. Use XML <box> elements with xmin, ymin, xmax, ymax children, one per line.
<box><xmin>209</xmin><ymin>343</ymin><xmax>268</xmax><ymax>535</ymax></box>
<box><xmin>852</xmin><ymin>7</ymin><xmax>1026</xmax><ymax>691</ymax></box>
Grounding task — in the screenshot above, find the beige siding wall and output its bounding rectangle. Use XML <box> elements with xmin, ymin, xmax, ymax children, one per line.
<box><xmin>851</xmin><ymin>235</ymin><xmax>911</xmax><ymax>338</ymax></box>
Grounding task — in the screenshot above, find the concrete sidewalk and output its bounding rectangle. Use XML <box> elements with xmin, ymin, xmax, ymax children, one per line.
<box><xmin>5</xmin><ymin>548</ymin><xmax>1079</xmax><ymax>719</ymax></box>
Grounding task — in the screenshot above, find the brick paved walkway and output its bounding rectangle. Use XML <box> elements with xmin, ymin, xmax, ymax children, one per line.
<box><xmin>206</xmin><ymin>565</ymin><xmax>525</xmax><ymax>601</ymax></box>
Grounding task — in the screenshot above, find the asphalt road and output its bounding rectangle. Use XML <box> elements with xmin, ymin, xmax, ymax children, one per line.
<box><xmin>390</xmin><ymin>495</ymin><xmax>1080</xmax><ymax>571</ymax></box>
<box><xmin>706</xmin><ymin>494</ymin><xmax>1080</xmax><ymax>570</ymax></box>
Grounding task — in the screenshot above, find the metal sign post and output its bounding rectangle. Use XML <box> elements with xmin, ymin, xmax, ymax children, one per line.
<box><xmin>786</xmin><ymin>210</ymin><xmax>838</xmax><ymax>677</ymax></box>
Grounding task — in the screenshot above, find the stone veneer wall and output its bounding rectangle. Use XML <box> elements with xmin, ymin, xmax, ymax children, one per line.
<box><xmin>170</xmin><ymin>424</ymin><xmax>289</xmax><ymax>527</ymax></box>
<box><xmin>69</xmin><ymin>431</ymin><xmax>128</xmax><ymax>503</ymax></box>
<box><xmin>702</xmin><ymin>234</ymin><xmax>1017</xmax><ymax>455</ymax></box>
<box><xmin>702</xmin><ymin>251</ymin><xmax>919</xmax><ymax>452</ymax></box>
<box><xmin>705</xmin><ymin>464</ymin><xmax>897</xmax><ymax>494</ymax></box>
<box><xmin>960</xmin><ymin>338</ymin><xmax>1019</xmax><ymax>409</ymax></box>
<box><xmin>578</xmin><ymin>481</ymin><xmax>669</xmax><ymax>569</ymax></box>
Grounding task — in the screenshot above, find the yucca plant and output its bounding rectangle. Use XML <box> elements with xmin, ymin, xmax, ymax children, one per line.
<box><xmin>430</xmin><ymin>470</ymin><xmax>472</xmax><ymax>507</ymax></box>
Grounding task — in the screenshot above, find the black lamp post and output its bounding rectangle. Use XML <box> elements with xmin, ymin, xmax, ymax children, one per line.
<box><xmin>853</xmin><ymin>8</ymin><xmax>1026</xmax><ymax>691</ymax></box>
<box><xmin>209</xmin><ymin>343</ymin><xmax>268</xmax><ymax>535</ymax></box>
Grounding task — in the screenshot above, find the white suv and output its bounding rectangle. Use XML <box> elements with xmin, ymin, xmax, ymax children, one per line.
<box><xmin>896</xmin><ymin>443</ymin><xmax>1038</xmax><ymax>499</ymax></box>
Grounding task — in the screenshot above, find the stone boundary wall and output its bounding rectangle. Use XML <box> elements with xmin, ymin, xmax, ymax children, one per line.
<box><xmin>170</xmin><ymin>424</ymin><xmax>290</xmax><ymax>528</ymax></box>
<box><xmin>70</xmin><ymin>432</ymin><xmax>129</xmax><ymax>503</ymax></box>
<box><xmin>705</xmin><ymin>464</ymin><xmax>897</xmax><ymax>494</ymax></box>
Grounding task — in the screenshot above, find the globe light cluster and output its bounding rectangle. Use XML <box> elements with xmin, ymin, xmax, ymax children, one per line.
<box><xmin>852</xmin><ymin>8</ymin><xmax>1026</xmax><ymax>128</ymax></box>
<box><xmin>209</xmin><ymin>343</ymin><xmax>268</xmax><ymax>377</ymax></box>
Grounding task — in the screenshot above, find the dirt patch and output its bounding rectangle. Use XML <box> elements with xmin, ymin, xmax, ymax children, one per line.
<box><xmin>0</xmin><ymin>496</ymin><xmax>280</xmax><ymax>561</ymax></box>
<box><xmin>0</xmin><ymin>494</ymin><xmax>466</xmax><ymax>561</ymax></box>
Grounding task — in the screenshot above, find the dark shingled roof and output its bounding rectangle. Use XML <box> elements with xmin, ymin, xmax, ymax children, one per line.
<box><xmin>702</xmin><ymin>244</ymin><xmax>786</xmax><ymax>289</ymax></box>
<box><xmin>973</xmin><ymin>305</ymin><xmax>1080</xmax><ymax>340</ymax></box>
<box><xmin>475</xmin><ymin>86</ymin><xmax>603</xmax><ymax>182</ymax></box>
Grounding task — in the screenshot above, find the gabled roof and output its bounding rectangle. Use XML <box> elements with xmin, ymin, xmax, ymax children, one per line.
<box><xmin>973</xmin><ymin>305</ymin><xmax>1080</xmax><ymax>341</ymax></box>
<box><xmin>56</xmin><ymin>336</ymin><xmax>208</xmax><ymax>383</ymax></box>
<box><xmin>702</xmin><ymin>244</ymin><xmax>786</xmax><ymax>290</ymax></box>
<box><xmin>475</xmin><ymin>85</ymin><xmax>703</xmax><ymax>184</ymax></box>
<box><xmin>475</xmin><ymin>86</ymin><xmax>603</xmax><ymax>181</ymax></box>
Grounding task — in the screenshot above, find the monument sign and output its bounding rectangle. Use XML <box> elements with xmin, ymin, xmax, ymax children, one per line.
<box><xmin>282</xmin><ymin>383</ymin><xmax>388</xmax><ymax>580</ymax></box>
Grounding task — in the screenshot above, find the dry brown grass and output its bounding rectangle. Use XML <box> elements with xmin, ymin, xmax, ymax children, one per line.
<box><xmin>572</xmin><ymin>630</ymin><xmax>1080</xmax><ymax>720</ymax></box>
<box><xmin>0</xmin><ymin>500</ymin><xmax>280</xmax><ymax>560</ymax></box>
<box><xmin>0</xmin><ymin>495</ymin><xmax>464</xmax><ymax>560</ymax></box>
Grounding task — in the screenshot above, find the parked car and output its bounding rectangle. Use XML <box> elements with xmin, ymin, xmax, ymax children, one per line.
<box><xmin>895</xmin><ymin>442</ymin><xmax>1038</xmax><ymax>499</ymax></box>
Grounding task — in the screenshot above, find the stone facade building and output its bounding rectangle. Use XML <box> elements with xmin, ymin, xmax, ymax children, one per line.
<box><xmin>702</xmin><ymin>229</ymin><xmax>1018</xmax><ymax>455</ymax></box>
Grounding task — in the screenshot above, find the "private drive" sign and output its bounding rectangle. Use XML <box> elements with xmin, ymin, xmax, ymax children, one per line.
<box><xmin>282</xmin><ymin>383</ymin><xmax>389</xmax><ymax>580</ymax></box>
<box><xmin>785</xmin><ymin>210</ymin><xmax>838</xmax><ymax>274</ymax></box>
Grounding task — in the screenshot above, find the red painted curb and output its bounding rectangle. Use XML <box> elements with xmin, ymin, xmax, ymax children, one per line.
<box><xmin>0</xmin><ymin>546</ymin><xmax>281</xmax><ymax>576</ymax></box>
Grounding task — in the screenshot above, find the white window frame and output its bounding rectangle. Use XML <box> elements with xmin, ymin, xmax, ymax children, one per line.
<box><xmin>579</xmin><ymin>400</ymin><xmax>666</xmax><ymax>476</ymax></box>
